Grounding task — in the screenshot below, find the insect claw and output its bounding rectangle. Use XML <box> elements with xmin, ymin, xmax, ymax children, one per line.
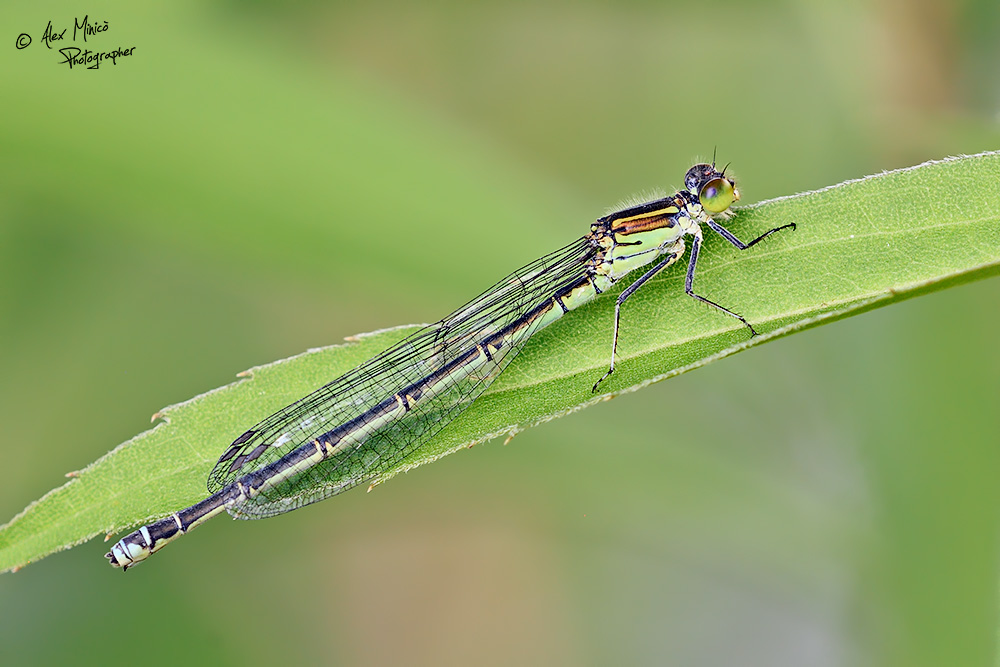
<box><xmin>592</xmin><ymin>368</ymin><xmax>613</xmax><ymax>393</ymax></box>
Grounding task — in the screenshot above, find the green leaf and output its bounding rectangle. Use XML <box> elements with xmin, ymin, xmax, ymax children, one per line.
<box><xmin>3</xmin><ymin>151</ymin><xmax>999</xmax><ymax>572</ymax></box>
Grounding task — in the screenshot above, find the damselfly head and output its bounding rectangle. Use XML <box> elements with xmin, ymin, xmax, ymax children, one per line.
<box><xmin>684</xmin><ymin>163</ymin><xmax>738</xmax><ymax>214</ymax></box>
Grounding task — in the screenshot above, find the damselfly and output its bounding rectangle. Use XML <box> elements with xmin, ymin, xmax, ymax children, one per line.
<box><xmin>107</xmin><ymin>162</ymin><xmax>794</xmax><ymax>570</ymax></box>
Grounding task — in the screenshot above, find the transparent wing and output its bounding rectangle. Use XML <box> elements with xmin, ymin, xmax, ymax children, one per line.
<box><xmin>208</xmin><ymin>237</ymin><xmax>596</xmax><ymax>518</ymax></box>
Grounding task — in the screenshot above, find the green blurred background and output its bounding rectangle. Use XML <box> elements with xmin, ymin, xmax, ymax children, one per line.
<box><xmin>2</xmin><ymin>1</ymin><xmax>999</xmax><ymax>665</ymax></box>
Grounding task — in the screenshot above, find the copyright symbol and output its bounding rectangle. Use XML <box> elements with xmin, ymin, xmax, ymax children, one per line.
<box><xmin>15</xmin><ymin>33</ymin><xmax>31</xmax><ymax>49</ymax></box>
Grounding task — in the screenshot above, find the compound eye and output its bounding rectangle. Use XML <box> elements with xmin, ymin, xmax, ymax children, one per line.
<box><xmin>685</xmin><ymin>163</ymin><xmax>711</xmax><ymax>192</ymax></box>
<box><xmin>699</xmin><ymin>177</ymin><xmax>735</xmax><ymax>213</ymax></box>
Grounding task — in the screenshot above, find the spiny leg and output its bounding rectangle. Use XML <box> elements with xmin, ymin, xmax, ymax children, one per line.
<box><xmin>685</xmin><ymin>231</ymin><xmax>759</xmax><ymax>336</ymax></box>
<box><xmin>684</xmin><ymin>220</ymin><xmax>796</xmax><ymax>335</ymax></box>
<box><xmin>591</xmin><ymin>220</ymin><xmax>794</xmax><ymax>392</ymax></box>
<box><xmin>706</xmin><ymin>219</ymin><xmax>796</xmax><ymax>250</ymax></box>
<box><xmin>592</xmin><ymin>252</ymin><xmax>679</xmax><ymax>393</ymax></box>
